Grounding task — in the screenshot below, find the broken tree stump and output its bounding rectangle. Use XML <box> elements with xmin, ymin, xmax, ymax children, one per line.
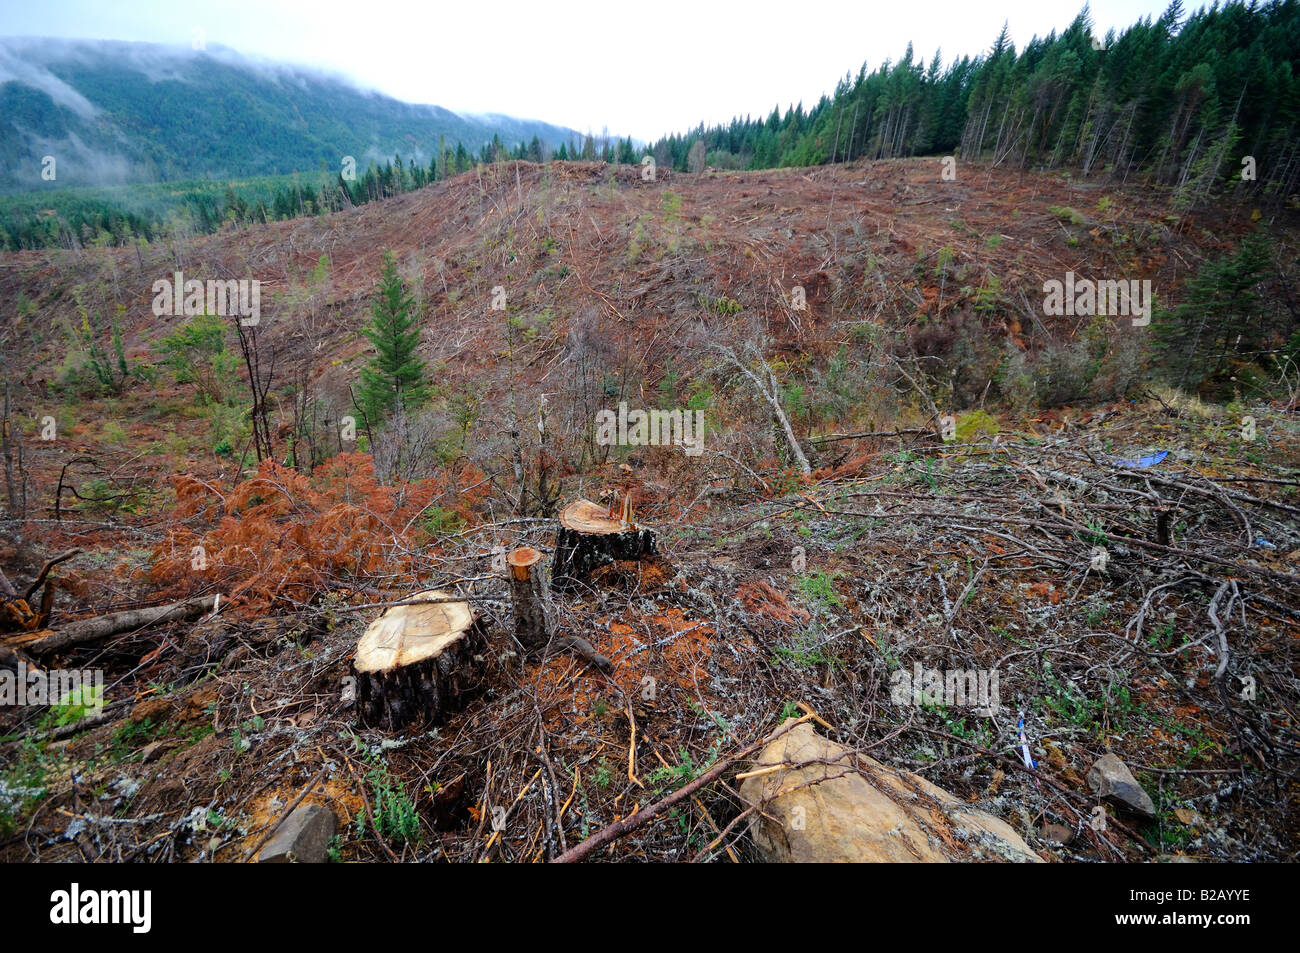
<box><xmin>353</xmin><ymin>589</ymin><xmax>485</xmax><ymax>731</ymax></box>
<box><xmin>551</xmin><ymin>499</ymin><xmax>656</xmax><ymax>592</ymax></box>
<box><xmin>0</xmin><ymin>550</ymin><xmax>81</xmax><ymax>638</ymax></box>
<box><xmin>1155</xmin><ymin>505</ymin><xmax>1174</xmax><ymax>547</ymax></box>
<box><xmin>506</xmin><ymin>547</ymin><xmax>611</xmax><ymax>671</ymax></box>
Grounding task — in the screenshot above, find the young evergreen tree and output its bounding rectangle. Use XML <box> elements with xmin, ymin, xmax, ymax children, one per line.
<box><xmin>357</xmin><ymin>253</ymin><xmax>431</xmax><ymax>427</ymax></box>
<box><xmin>1157</xmin><ymin>233</ymin><xmax>1277</xmax><ymax>394</ymax></box>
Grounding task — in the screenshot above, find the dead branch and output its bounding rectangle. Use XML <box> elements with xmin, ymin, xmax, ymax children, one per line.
<box><xmin>553</xmin><ymin>715</ymin><xmax>812</xmax><ymax>863</ymax></box>
<box><xmin>22</xmin><ymin>549</ymin><xmax>81</xmax><ymax>603</ymax></box>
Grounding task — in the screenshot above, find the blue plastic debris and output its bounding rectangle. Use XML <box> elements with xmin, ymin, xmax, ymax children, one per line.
<box><xmin>1017</xmin><ymin>711</ymin><xmax>1036</xmax><ymax>770</ymax></box>
<box><xmin>1115</xmin><ymin>450</ymin><xmax>1168</xmax><ymax>468</ymax></box>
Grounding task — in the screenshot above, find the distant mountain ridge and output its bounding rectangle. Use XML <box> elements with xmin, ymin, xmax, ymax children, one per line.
<box><xmin>0</xmin><ymin>37</ymin><xmax>583</xmax><ymax>191</ymax></box>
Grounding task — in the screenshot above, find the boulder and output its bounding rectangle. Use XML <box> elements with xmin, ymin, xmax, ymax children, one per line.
<box><xmin>257</xmin><ymin>804</ymin><xmax>337</xmax><ymax>863</ymax></box>
<box><xmin>1087</xmin><ymin>753</ymin><xmax>1156</xmax><ymax>819</ymax></box>
<box><xmin>738</xmin><ymin>719</ymin><xmax>1041</xmax><ymax>862</ymax></box>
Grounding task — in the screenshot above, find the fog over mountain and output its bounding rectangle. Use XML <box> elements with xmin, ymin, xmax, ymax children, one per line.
<box><xmin>0</xmin><ymin>37</ymin><xmax>584</xmax><ymax>190</ymax></box>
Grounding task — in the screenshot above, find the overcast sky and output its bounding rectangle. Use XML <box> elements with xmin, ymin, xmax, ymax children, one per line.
<box><xmin>2</xmin><ymin>0</ymin><xmax>1178</xmax><ymax>140</ymax></box>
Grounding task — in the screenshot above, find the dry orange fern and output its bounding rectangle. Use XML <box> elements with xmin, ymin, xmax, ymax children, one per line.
<box><xmin>150</xmin><ymin>454</ymin><xmax>484</xmax><ymax>614</ymax></box>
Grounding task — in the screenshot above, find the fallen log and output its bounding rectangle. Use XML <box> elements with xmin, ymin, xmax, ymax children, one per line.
<box><xmin>353</xmin><ymin>589</ymin><xmax>486</xmax><ymax>731</ymax></box>
<box><xmin>17</xmin><ymin>595</ymin><xmax>219</xmax><ymax>655</ymax></box>
<box><xmin>551</xmin><ymin>499</ymin><xmax>656</xmax><ymax>592</ymax></box>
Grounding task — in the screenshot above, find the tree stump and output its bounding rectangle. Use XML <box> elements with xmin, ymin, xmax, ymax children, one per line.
<box><xmin>507</xmin><ymin>548</ymin><xmax>550</xmax><ymax>650</ymax></box>
<box><xmin>507</xmin><ymin>546</ymin><xmax>612</xmax><ymax>671</ymax></box>
<box><xmin>354</xmin><ymin>589</ymin><xmax>484</xmax><ymax>730</ymax></box>
<box><xmin>551</xmin><ymin>499</ymin><xmax>656</xmax><ymax>592</ymax></box>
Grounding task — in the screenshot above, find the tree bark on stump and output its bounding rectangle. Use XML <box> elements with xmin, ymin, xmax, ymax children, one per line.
<box><xmin>508</xmin><ymin>546</ymin><xmax>611</xmax><ymax>671</ymax></box>
<box><xmin>551</xmin><ymin>499</ymin><xmax>656</xmax><ymax>593</ymax></box>
<box><xmin>507</xmin><ymin>548</ymin><xmax>550</xmax><ymax>650</ymax></box>
<box><xmin>354</xmin><ymin>590</ymin><xmax>484</xmax><ymax>731</ymax></box>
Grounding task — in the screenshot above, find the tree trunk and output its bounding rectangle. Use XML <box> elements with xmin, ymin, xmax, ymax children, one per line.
<box><xmin>2</xmin><ymin>377</ymin><xmax>19</xmax><ymax>518</ymax></box>
<box><xmin>551</xmin><ymin>500</ymin><xmax>657</xmax><ymax>592</ymax></box>
<box><xmin>353</xmin><ymin>589</ymin><xmax>485</xmax><ymax>730</ymax></box>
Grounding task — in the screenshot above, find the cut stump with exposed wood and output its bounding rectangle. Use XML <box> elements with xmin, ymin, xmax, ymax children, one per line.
<box><xmin>507</xmin><ymin>546</ymin><xmax>611</xmax><ymax>672</ymax></box>
<box><xmin>353</xmin><ymin>589</ymin><xmax>484</xmax><ymax>730</ymax></box>
<box><xmin>507</xmin><ymin>548</ymin><xmax>550</xmax><ymax>649</ymax></box>
<box><xmin>551</xmin><ymin>499</ymin><xmax>657</xmax><ymax>592</ymax></box>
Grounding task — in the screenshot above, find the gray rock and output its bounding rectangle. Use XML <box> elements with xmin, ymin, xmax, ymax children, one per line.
<box><xmin>738</xmin><ymin>720</ymin><xmax>1042</xmax><ymax>863</ymax></box>
<box><xmin>1088</xmin><ymin>753</ymin><xmax>1156</xmax><ymax>818</ymax></box>
<box><xmin>257</xmin><ymin>804</ymin><xmax>337</xmax><ymax>863</ymax></box>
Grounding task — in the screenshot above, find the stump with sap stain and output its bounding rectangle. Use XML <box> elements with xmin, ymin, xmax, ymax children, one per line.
<box><xmin>551</xmin><ymin>499</ymin><xmax>657</xmax><ymax>592</ymax></box>
<box><xmin>354</xmin><ymin>589</ymin><xmax>485</xmax><ymax>730</ymax></box>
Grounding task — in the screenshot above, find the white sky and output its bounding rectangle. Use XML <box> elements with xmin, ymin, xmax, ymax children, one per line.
<box><xmin>2</xmin><ymin>0</ymin><xmax>1178</xmax><ymax>140</ymax></box>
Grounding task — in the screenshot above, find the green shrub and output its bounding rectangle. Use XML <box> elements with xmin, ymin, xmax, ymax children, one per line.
<box><xmin>205</xmin><ymin>402</ymin><xmax>250</xmax><ymax>458</ymax></box>
<box><xmin>1048</xmin><ymin>205</ymin><xmax>1087</xmax><ymax>226</ymax></box>
<box><xmin>1156</xmin><ymin>234</ymin><xmax>1281</xmax><ymax>397</ymax></box>
<box><xmin>63</xmin><ymin>305</ymin><xmax>135</xmax><ymax>396</ymax></box>
<box><xmin>364</xmin><ymin>759</ymin><xmax>420</xmax><ymax>844</ymax></box>
<box><xmin>956</xmin><ymin>409</ymin><xmax>999</xmax><ymax>441</ymax></box>
<box><xmin>160</xmin><ymin>312</ymin><xmax>237</xmax><ymax>404</ymax></box>
<box><xmin>1035</xmin><ymin>342</ymin><xmax>1095</xmax><ymax>406</ymax></box>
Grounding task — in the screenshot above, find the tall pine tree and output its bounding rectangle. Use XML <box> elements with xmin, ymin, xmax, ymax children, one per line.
<box><xmin>357</xmin><ymin>253</ymin><xmax>430</xmax><ymax>427</ymax></box>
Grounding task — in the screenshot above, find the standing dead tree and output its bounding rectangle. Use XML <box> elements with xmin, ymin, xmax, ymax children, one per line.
<box><xmin>705</xmin><ymin>336</ymin><xmax>812</xmax><ymax>475</ymax></box>
<box><xmin>1</xmin><ymin>370</ymin><xmax>25</xmax><ymax>519</ymax></box>
<box><xmin>234</xmin><ymin>319</ymin><xmax>276</xmax><ymax>463</ymax></box>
